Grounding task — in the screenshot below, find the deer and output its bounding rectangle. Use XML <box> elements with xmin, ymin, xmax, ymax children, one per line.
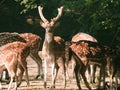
<box><xmin>103</xmin><ymin>45</ymin><xmax>120</xmax><ymax>90</ymax></box>
<box><xmin>71</xmin><ymin>32</ymin><xmax>98</xmax><ymax>83</ymax></box>
<box><xmin>38</xmin><ymin>6</ymin><xmax>66</xmax><ymax>88</ymax></box>
<box><xmin>19</xmin><ymin>33</ymin><xmax>43</xmax><ymax>79</ymax></box>
<box><xmin>0</xmin><ymin>41</ymin><xmax>30</xmax><ymax>90</ymax></box>
<box><xmin>65</xmin><ymin>40</ymin><xmax>108</xmax><ymax>90</ymax></box>
<box><xmin>109</xmin><ymin>55</ymin><xmax>120</xmax><ymax>90</ymax></box>
<box><xmin>0</xmin><ymin>32</ymin><xmax>43</xmax><ymax>79</ymax></box>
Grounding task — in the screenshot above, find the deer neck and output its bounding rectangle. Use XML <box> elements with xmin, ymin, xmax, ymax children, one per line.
<box><xmin>42</xmin><ymin>31</ymin><xmax>54</xmax><ymax>52</ymax></box>
<box><xmin>45</xmin><ymin>31</ymin><xmax>54</xmax><ymax>43</ymax></box>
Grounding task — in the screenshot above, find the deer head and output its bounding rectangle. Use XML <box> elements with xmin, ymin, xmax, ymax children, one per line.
<box><xmin>38</xmin><ymin>6</ymin><xmax>63</xmax><ymax>32</ymax></box>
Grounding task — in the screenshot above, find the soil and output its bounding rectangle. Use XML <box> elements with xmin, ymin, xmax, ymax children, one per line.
<box><xmin>1</xmin><ymin>56</ymin><xmax>119</xmax><ymax>90</ymax></box>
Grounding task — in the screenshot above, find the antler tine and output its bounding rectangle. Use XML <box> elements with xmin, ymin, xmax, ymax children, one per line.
<box><xmin>38</xmin><ymin>6</ymin><xmax>48</xmax><ymax>23</ymax></box>
<box><xmin>52</xmin><ymin>6</ymin><xmax>63</xmax><ymax>22</ymax></box>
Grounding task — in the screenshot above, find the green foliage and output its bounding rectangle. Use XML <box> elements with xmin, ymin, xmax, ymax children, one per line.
<box><xmin>1</xmin><ymin>0</ymin><xmax>119</xmax><ymax>44</ymax></box>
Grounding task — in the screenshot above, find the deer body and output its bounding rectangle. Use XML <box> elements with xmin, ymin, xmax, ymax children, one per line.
<box><xmin>104</xmin><ymin>46</ymin><xmax>120</xmax><ymax>90</ymax></box>
<box><xmin>0</xmin><ymin>41</ymin><xmax>30</xmax><ymax>90</ymax></box>
<box><xmin>19</xmin><ymin>33</ymin><xmax>43</xmax><ymax>79</ymax></box>
<box><xmin>42</xmin><ymin>33</ymin><xmax>66</xmax><ymax>88</ymax></box>
<box><xmin>71</xmin><ymin>32</ymin><xmax>98</xmax><ymax>82</ymax></box>
<box><xmin>0</xmin><ymin>32</ymin><xmax>43</xmax><ymax>79</ymax></box>
<box><xmin>69</xmin><ymin>40</ymin><xmax>107</xmax><ymax>90</ymax></box>
<box><xmin>38</xmin><ymin>6</ymin><xmax>66</xmax><ymax>88</ymax></box>
<box><xmin>42</xmin><ymin>30</ymin><xmax>55</xmax><ymax>88</ymax></box>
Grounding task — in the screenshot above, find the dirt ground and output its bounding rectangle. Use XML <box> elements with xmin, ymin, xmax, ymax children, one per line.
<box><xmin>1</xmin><ymin>56</ymin><xmax>119</xmax><ymax>90</ymax></box>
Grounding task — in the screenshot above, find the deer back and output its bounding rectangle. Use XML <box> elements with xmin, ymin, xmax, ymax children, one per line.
<box><xmin>0</xmin><ymin>41</ymin><xmax>30</xmax><ymax>58</ymax></box>
<box><xmin>0</xmin><ymin>33</ymin><xmax>26</xmax><ymax>47</ymax></box>
<box><xmin>72</xmin><ymin>32</ymin><xmax>97</xmax><ymax>43</ymax></box>
<box><xmin>19</xmin><ymin>33</ymin><xmax>42</xmax><ymax>52</ymax></box>
<box><xmin>70</xmin><ymin>40</ymin><xmax>105</xmax><ymax>58</ymax></box>
<box><xmin>0</xmin><ymin>41</ymin><xmax>30</xmax><ymax>74</ymax></box>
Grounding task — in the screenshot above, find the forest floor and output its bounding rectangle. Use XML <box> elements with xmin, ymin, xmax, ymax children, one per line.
<box><xmin>1</xmin><ymin>56</ymin><xmax>120</xmax><ymax>90</ymax></box>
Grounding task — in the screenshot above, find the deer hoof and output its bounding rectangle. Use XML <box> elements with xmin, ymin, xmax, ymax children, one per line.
<box><xmin>44</xmin><ymin>82</ymin><xmax>47</xmax><ymax>88</ymax></box>
<box><xmin>17</xmin><ymin>83</ymin><xmax>21</xmax><ymax>87</ymax></box>
<box><xmin>51</xmin><ymin>85</ymin><xmax>55</xmax><ymax>89</ymax></box>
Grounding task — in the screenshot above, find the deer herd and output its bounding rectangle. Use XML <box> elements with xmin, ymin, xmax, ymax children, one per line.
<box><xmin>0</xmin><ymin>6</ymin><xmax>119</xmax><ymax>90</ymax></box>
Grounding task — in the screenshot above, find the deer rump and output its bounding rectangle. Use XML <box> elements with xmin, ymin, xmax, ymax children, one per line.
<box><xmin>0</xmin><ymin>32</ymin><xmax>26</xmax><ymax>80</ymax></box>
<box><xmin>0</xmin><ymin>41</ymin><xmax>30</xmax><ymax>90</ymax></box>
<box><xmin>70</xmin><ymin>40</ymin><xmax>105</xmax><ymax>59</ymax></box>
<box><xmin>0</xmin><ymin>32</ymin><xmax>43</xmax><ymax>80</ymax></box>
<box><xmin>69</xmin><ymin>40</ymin><xmax>107</xmax><ymax>90</ymax></box>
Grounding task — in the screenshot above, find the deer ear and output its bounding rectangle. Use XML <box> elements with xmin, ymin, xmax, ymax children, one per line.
<box><xmin>40</xmin><ymin>20</ymin><xmax>46</xmax><ymax>28</ymax></box>
<box><xmin>51</xmin><ymin>22</ymin><xmax>60</xmax><ymax>30</ymax></box>
<box><xmin>54</xmin><ymin>22</ymin><xmax>60</xmax><ymax>28</ymax></box>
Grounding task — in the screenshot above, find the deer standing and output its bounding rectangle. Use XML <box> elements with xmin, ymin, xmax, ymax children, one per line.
<box><xmin>71</xmin><ymin>32</ymin><xmax>98</xmax><ymax>82</ymax></box>
<box><xmin>66</xmin><ymin>40</ymin><xmax>107</xmax><ymax>90</ymax></box>
<box><xmin>0</xmin><ymin>41</ymin><xmax>30</xmax><ymax>90</ymax></box>
<box><xmin>19</xmin><ymin>33</ymin><xmax>43</xmax><ymax>79</ymax></box>
<box><xmin>0</xmin><ymin>32</ymin><xmax>43</xmax><ymax>79</ymax></box>
<box><xmin>104</xmin><ymin>46</ymin><xmax>120</xmax><ymax>90</ymax></box>
<box><xmin>38</xmin><ymin>6</ymin><xmax>66</xmax><ymax>88</ymax></box>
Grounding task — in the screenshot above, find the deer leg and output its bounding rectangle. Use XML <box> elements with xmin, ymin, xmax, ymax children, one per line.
<box><xmin>109</xmin><ymin>65</ymin><xmax>117</xmax><ymax>90</ymax></box>
<box><xmin>97</xmin><ymin>65</ymin><xmax>103</xmax><ymax>89</ymax></box>
<box><xmin>24</xmin><ymin>65</ymin><xmax>29</xmax><ymax>86</ymax></box>
<box><xmin>14</xmin><ymin>75</ymin><xmax>18</xmax><ymax>90</ymax></box>
<box><xmin>7</xmin><ymin>70</ymin><xmax>17</xmax><ymax>90</ymax></box>
<box><xmin>74</xmin><ymin>65</ymin><xmax>82</xmax><ymax>90</ymax></box>
<box><xmin>89</xmin><ymin>64</ymin><xmax>97</xmax><ymax>83</ymax></box>
<box><xmin>98</xmin><ymin>63</ymin><xmax>106</xmax><ymax>90</ymax></box>
<box><xmin>17</xmin><ymin>65</ymin><xmax>24</xmax><ymax>87</ymax></box>
<box><xmin>63</xmin><ymin>64</ymin><xmax>67</xmax><ymax>88</ymax></box>
<box><xmin>65</xmin><ymin>64</ymin><xmax>70</xmax><ymax>80</ymax></box>
<box><xmin>61</xmin><ymin>59</ymin><xmax>67</xmax><ymax>88</ymax></box>
<box><xmin>92</xmin><ymin>65</ymin><xmax>97</xmax><ymax>83</ymax></box>
<box><xmin>30</xmin><ymin>53</ymin><xmax>43</xmax><ymax>79</ymax></box>
<box><xmin>102</xmin><ymin>65</ymin><xmax>106</xmax><ymax>89</ymax></box>
<box><xmin>0</xmin><ymin>73</ymin><xmax>2</xmax><ymax>89</ymax></box>
<box><xmin>70</xmin><ymin>57</ymin><xmax>76</xmax><ymax>78</ymax></box>
<box><xmin>51</xmin><ymin>62</ymin><xmax>56</xmax><ymax>89</ymax></box>
<box><xmin>19</xmin><ymin>60</ymin><xmax>29</xmax><ymax>86</ymax></box>
<box><xmin>51</xmin><ymin>63</ymin><xmax>59</xmax><ymax>89</ymax></box>
<box><xmin>8</xmin><ymin>76</ymin><xmax>14</xmax><ymax>90</ymax></box>
<box><xmin>43</xmin><ymin>60</ymin><xmax>47</xmax><ymax>88</ymax></box>
<box><xmin>8</xmin><ymin>75</ymin><xmax>17</xmax><ymax>90</ymax></box>
<box><xmin>80</xmin><ymin>67</ymin><xmax>92</xmax><ymax>90</ymax></box>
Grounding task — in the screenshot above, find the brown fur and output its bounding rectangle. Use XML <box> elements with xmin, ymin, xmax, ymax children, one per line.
<box><xmin>38</xmin><ymin>6</ymin><xmax>66</xmax><ymax>88</ymax></box>
<box><xmin>19</xmin><ymin>33</ymin><xmax>43</xmax><ymax>78</ymax></box>
<box><xmin>0</xmin><ymin>41</ymin><xmax>30</xmax><ymax>90</ymax></box>
<box><xmin>69</xmin><ymin>41</ymin><xmax>107</xmax><ymax>90</ymax></box>
<box><xmin>0</xmin><ymin>32</ymin><xmax>43</xmax><ymax>79</ymax></box>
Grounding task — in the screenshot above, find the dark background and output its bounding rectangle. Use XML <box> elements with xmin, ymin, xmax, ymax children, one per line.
<box><xmin>0</xmin><ymin>0</ymin><xmax>120</xmax><ymax>45</ymax></box>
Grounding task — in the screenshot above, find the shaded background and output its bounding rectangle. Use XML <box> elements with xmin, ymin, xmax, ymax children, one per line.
<box><xmin>0</xmin><ymin>0</ymin><xmax>120</xmax><ymax>45</ymax></box>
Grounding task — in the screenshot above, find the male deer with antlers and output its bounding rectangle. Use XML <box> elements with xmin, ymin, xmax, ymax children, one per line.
<box><xmin>38</xmin><ymin>6</ymin><xmax>66</xmax><ymax>88</ymax></box>
<box><xmin>0</xmin><ymin>41</ymin><xmax>30</xmax><ymax>90</ymax></box>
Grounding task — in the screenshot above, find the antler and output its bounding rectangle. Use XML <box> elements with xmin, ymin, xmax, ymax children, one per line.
<box><xmin>51</xmin><ymin>6</ymin><xmax>63</xmax><ymax>22</ymax></box>
<box><xmin>38</xmin><ymin>6</ymin><xmax>48</xmax><ymax>23</ymax></box>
